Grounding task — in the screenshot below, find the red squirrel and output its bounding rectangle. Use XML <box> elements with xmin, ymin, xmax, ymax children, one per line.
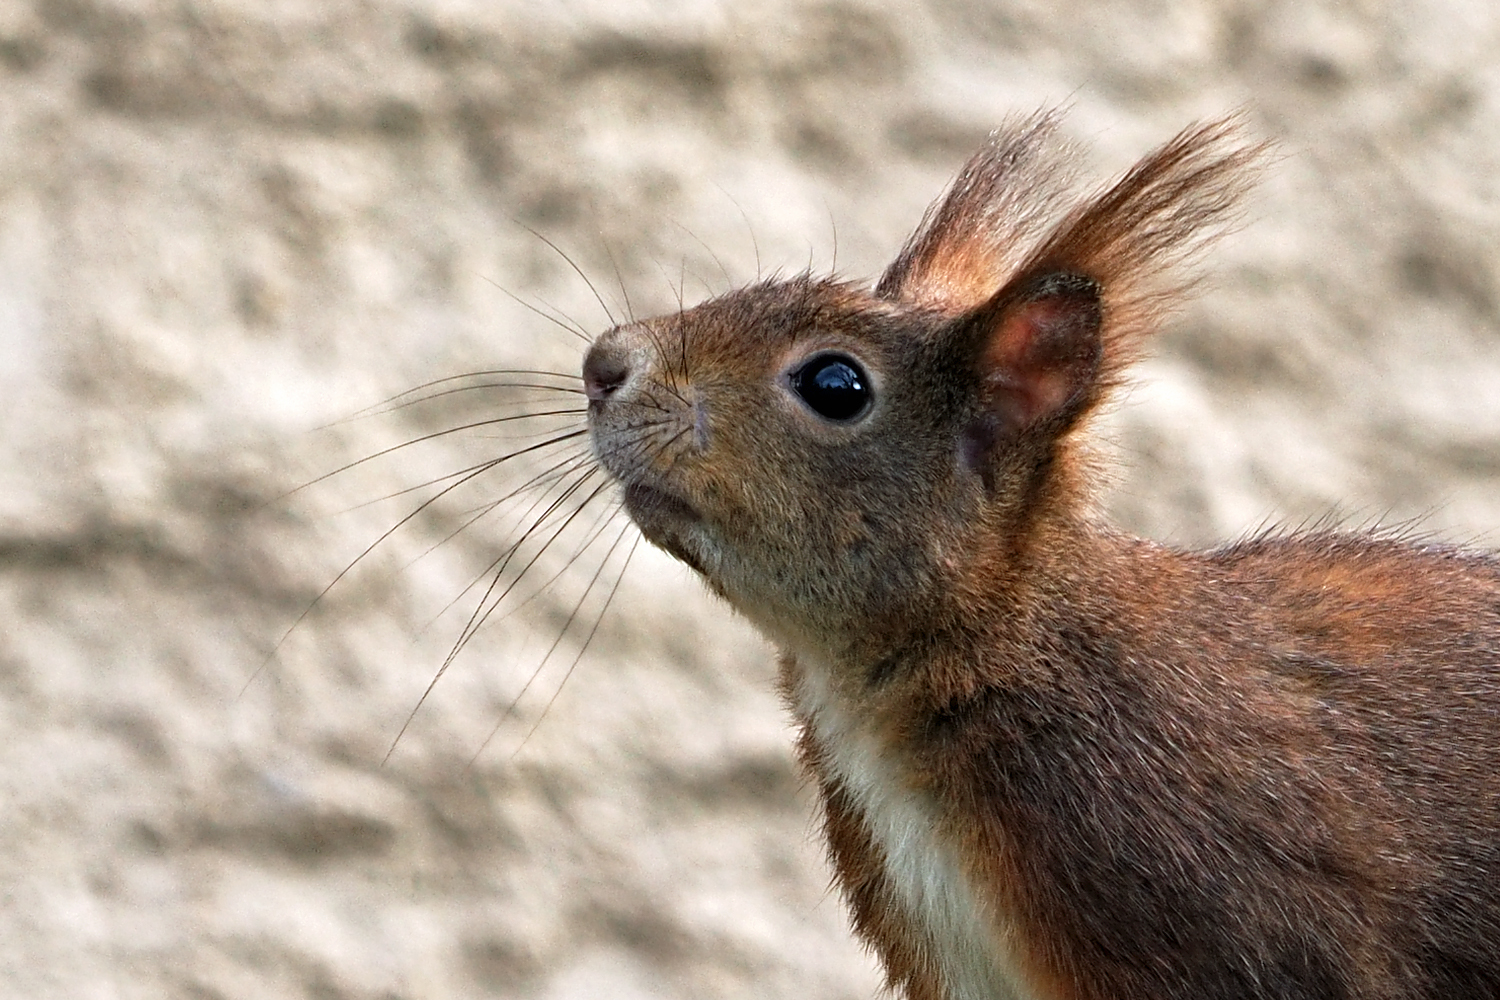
<box><xmin>580</xmin><ymin>112</ymin><xmax>1500</xmax><ymax>1000</ymax></box>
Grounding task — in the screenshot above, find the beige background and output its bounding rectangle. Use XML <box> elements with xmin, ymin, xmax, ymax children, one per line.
<box><xmin>4</xmin><ymin>1</ymin><xmax>1500</xmax><ymax>997</ymax></box>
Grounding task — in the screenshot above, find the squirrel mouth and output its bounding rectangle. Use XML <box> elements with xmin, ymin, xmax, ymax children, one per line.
<box><xmin>621</xmin><ymin>482</ymin><xmax>708</xmax><ymax>574</ymax></box>
<box><xmin>622</xmin><ymin>481</ymin><xmax>700</xmax><ymax>532</ymax></box>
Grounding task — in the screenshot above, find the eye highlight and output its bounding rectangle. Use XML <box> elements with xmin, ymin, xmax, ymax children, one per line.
<box><xmin>790</xmin><ymin>353</ymin><xmax>872</xmax><ymax>422</ymax></box>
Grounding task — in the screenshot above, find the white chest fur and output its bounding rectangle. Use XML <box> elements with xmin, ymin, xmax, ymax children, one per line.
<box><xmin>791</xmin><ymin>654</ymin><xmax>1039</xmax><ymax>1000</ymax></box>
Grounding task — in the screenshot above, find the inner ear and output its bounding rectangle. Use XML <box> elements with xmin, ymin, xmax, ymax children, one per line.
<box><xmin>974</xmin><ymin>271</ymin><xmax>1103</xmax><ymax>434</ymax></box>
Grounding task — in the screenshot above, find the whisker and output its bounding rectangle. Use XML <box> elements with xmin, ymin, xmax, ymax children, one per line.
<box><xmin>361</xmin><ymin>388</ymin><xmax>586</xmax><ymax>420</ymax></box>
<box><xmin>279</xmin><ymin>424</ymin><xmax>588</xmax><ymax>501</ymax></box>
<box><xmin>381</xmin><ymin>471</ymin><xmax>612</xmax><ymax>762</ymax></box>
<box><xmin>641</xmin><ymin>328</ymin><xmax>690</xmax><ymax>404</ymax></box>
<box><xmin>652</xmin><ymin>259</ymin><xmax>681</xmax><ymax>314</ymax></box>
<box><xmin>682</xmin><ymin>260</ymin><xmax>715</xmax><ymax>299</ymax></box>
<box><xmin>473</xmin><ymin>271</ymin><xmax>593</xmax><ymax>344</ymax></box>
<box><xmin>677</xmin><ymin>306</ymin><xmax>690</xmax><ymax>387</ymax></box>
<box><xmin>244</xmin><ymin>444</ymin><xmax>555</xmax><ymax>700</ymax></box>
<box><xmin>322</xmin><ymin>370</ymin><xmax>584</xmax><ymax>427</ymax></box>
<box><xmin>633</xmin><ymin>266</ymin><xmax>691</xmax><ymax>396</ymax></box>
<box><xmin>329</xmin><ymin>438</ymin><xmax>587</xmax><ymax>517</ymax></box>
<box><xmin>519</xmin><ymin>223</ymin><xmax>618</xmax><ymax>328</ymax></box>
<box><xmin>670</xmin><ymin>219</ymin><xmax>733</xmax><ymax>291</ymax></box>
<box><xmin>714</xmin><ymin>182</ymin><xmax>762</xmax><ymax>279</ymax></box>
<box><xmin>438</xmin><ymin>448</ymin><xmax>596</xmax><ymax>525</ymax></box>
<box><xmin>491</xmin><ymin>528</ymin><xmax>641</xmax><ymax>765</ymax></box>
<box><xmin>444</xmin><ymin>473</ymin><xmax>615</xmax><ymax>666</ymax></box>
<box><xmin>252</xmin><ymin>422</ymin><xmax>596</xmax><ymax>696</ymax></box>
<box><xmin>413</xmin><ymin>453</ymin><xmax>603</xmax><ymax>629</ymax></box>
<box><xmin>597</xmin><ymin>418</ymin><xmax>693</xmax><ymax>474</ymax></box>
<box><xmin>827</xmin><ymin>200</ymin><xmax>839</xmax><ymax>275</ymax></box>
<box><xmin>373</xmin><ymin>368</ymin><xmax>582</xmax><ymax>396</ymax></box>
<box><xmin>371</xmin><ymin>405</ymin><xmax>585</xmax><ymax>442</ymax></box>
<box><xmin>451</xmin><ymin>487</ymin><xmax>624</xmax><ymax>633</ymax></box>
<box><xmin>463</xmin><ymin>521</ymin><xmax>632</xmax><ymax>767</ymax></box>
<box><xmin>600</xmin><ymin>234</ymin><xmax>636</xmax><ymax>325</ymax></box>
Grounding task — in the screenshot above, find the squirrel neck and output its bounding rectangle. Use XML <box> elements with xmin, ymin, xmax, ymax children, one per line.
<box><xmin>778</xmin><ymin>488</ymin><xmax>1146</xmax><ymax>722</ymax></box>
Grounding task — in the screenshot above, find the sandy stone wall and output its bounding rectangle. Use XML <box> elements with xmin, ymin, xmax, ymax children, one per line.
<box><xmin>3</xmin><ymin>1</ymin><xmax>1500</xmax><ymax>997</ymax></box>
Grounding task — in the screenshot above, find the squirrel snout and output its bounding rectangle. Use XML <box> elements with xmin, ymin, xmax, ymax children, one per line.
<box><xmin>583</xmin><ymin>340</ymin><xmax>631</xmax><ymax>403</ymax></box>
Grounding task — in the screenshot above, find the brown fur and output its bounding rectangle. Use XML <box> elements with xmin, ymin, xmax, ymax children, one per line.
<box><xmin>582</xmin><ymin>113</ymin><xmax>1500</xmax><ymax>999</ymax></box>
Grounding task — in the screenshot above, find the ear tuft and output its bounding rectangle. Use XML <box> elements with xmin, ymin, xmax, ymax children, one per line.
<box><xmin>876</xmin><ymin>111</ymin><xmax>1082</xmax><ymax>313</ymax></box>
<box><xmin>976</xmin><ymin>272</ymin><xmax>1103</xmax><ymax>434</ymax></box>
<box><xmin>1015</xmin><ymin>115</ymin><xmax>1270</xmax><ymax>385</ymax></box>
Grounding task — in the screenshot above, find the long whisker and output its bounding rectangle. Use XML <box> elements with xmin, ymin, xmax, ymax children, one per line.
<box><xmin>279</xmin><ymin>423</ymin><xmax>588</xmax><ymax>501</ymax></box>
<box><xmin>599</xmin><ymin>233</ymin><xmax>636</xmax><ymax>324</ymax></box>
<box><xmin>442</xmin><ymin>473</ymin><xmax>614</xmax><ymax>667</ymax></box>
<box><xmin>491</xmin><ymin>528</ymin><xmax>641</xmax><ymax>765</ymax></box>
<box><xmin>330</xmin><ymin>437</ymin><xmax>587</xmax><ymax>516</ymax></box>
<box><xmin>323</xmin><ymin>370</ymin><xmax>583</xmax><ymax>427</ymax></box>
<box><xmin>359</xmin><ymin>389</ymin><xmax>585</xmax><ymax>421</ymax></box>
<box><xmin>519</xmin><ymin>223</ymin><xmax>618</xmax><ymax>328</ymax></box>
<box><xmin>671</xmin><ymin>219</ymin><xmax>733</xmax><ymax>290</ymax></box>
<box><xmin>450</xmin><ymin>487</ymin><xmax>624</xmax><ymax>633</ymax></box>
<box><xmin>635</xmin><ymin>323</ymin><xmax>689</xmax><ymax>404</ymax></box>
<box><xmin>464</xmin><ymin>521</ymin><xmax>632</xmax><ymax>767</ymax></box>
<box><xmin>413</xmin><ymin>453</ymin><xmax>603</xmax><ymax>628</ymax></box>
<box><xmin>595</xmin><ymin>418</ymin><xmax>693</xmax><ymax>475</ymax></box>
<box><xmin>381</xmin><ymin>471</ymin><xmax>612</xmax><ymax>762</ymax></box>
<box><xmin>368</xmin><ymin>367</ymin><xmax>581</xmax><ymax>398</ymax></box>
<box><xmin>246</xmin><ymin>451</ymin><xmax>531</xmax><ymax>700</ymax></box>
<box><xmin>473</xmin><ymin>271</ymin><xmax>594</xmax><ymax>344</ymax></box>
<box><xmin>828</xmin><ymin>200</ymin><xmax>839</xmax><ymax>275</ymax></box>
<box><xmin>681</xmin><ymin>260</ymin><xmax>714</xmax><ymax>299</ymax></box>
<box><xmin>248</xmin><ymin>428</ymin><xmax>591</xmax><ymax>696</ymax></box>
<box><xmin>714</xmin><ymin>182</ymin><xmax>762</xmax><ymax>279</ymax></box>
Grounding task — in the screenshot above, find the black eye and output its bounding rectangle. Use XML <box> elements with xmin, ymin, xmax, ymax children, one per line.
<box><xmin>791</xmin><ymin>353</ymin><xmax>872</xmax><ymax>422</ymax></box>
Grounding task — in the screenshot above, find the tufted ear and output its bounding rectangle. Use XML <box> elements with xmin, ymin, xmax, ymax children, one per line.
<box><xmin>971</xmin><ymin>271</ymin><xmax>1103</xmax><ymax>436</ymax></box>
<box><xmin>955</xmin><ymin>269</ymin><xmax>1104</xmax><ymax>484</ymax></box>
<box><xmin>915</xmin><ymin>114</ymin><xmax>1265</xmax><ymax>462</ymax></box>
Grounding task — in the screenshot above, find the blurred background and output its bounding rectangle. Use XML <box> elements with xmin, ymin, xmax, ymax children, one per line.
<box><xmin>3</xmin><ymin>1</ymin><xmax>1500</xmax><ymax>997</ymax></box>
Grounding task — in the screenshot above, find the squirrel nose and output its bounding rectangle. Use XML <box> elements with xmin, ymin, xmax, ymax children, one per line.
<box><xmin>583</xmin><ymin>341</ymin><xmax>630</xmax><ymax>402</ymax></box>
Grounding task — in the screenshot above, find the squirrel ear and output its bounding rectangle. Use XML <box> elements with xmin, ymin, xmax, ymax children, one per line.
<box><xmin>971</xmin><ymin>271</ymin><xmax>1102</xmax><ymax>435</ymax></box>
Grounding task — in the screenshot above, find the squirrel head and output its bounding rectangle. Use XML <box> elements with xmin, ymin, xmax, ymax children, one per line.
<box><xmin>585</xmin><ymin>113</ymin><xmax>1264</xmax><ymax>659</ymax></box>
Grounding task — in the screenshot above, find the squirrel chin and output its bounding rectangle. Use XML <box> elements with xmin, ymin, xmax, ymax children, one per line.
<box><xmin>621</xmin><ymin>482</ymin><xmax>708</xmax><ymax>574</ymax></box>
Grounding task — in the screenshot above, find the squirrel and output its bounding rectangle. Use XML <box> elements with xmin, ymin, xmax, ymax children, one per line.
<box><xmin>579</xmin><ymin>111</ymin><xmax>1500</xmax><ymax>1000</ymax></box>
